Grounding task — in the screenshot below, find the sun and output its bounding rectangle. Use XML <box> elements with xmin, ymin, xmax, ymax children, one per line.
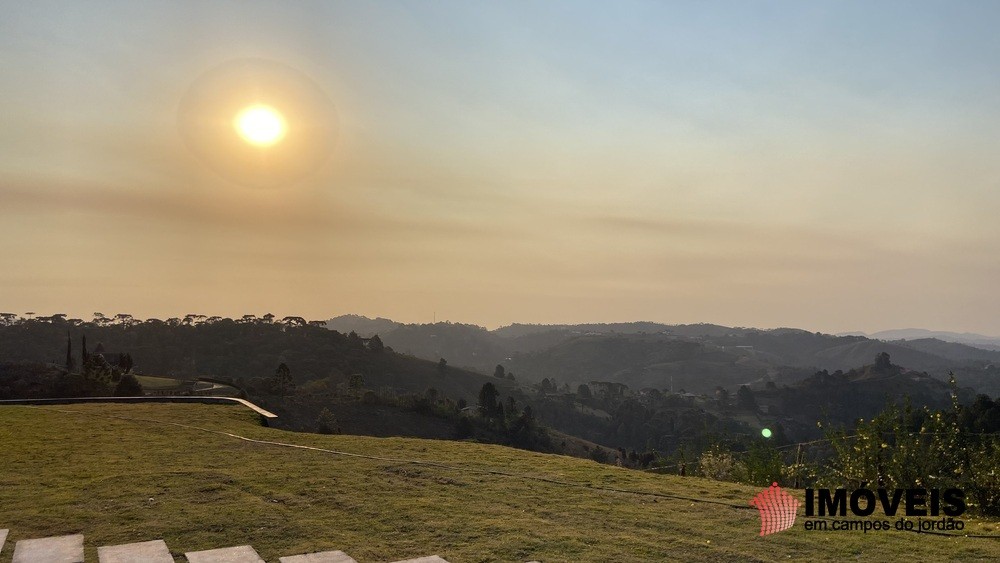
<box><xmin>233</xmin><ymin>104</ymin><xmax>286</xmax><ymax>147</ymax></box>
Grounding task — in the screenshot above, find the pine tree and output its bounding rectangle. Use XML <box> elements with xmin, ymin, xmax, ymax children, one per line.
<box><xmin>736</xmin><ymin>385</ymin><xmax>758</xmax><ymax>411</ymax></box>
<box><xmin>348</xmin><ymin>373</ymin><xmax>365</xmax><ymax>395</ymax></box>
<box><xmin>348</xmin><ymin>331</ymin><xmax>363</xmax><ymax>347</ymax></box>
<box><xmin>478</xmin><ymin>382</ymin><xmax>499</xmax><ymax>418</ymax></box>
<box><xmin>118</xmin><ymin>353</ymin><xmax>134</xmax><ymax>374</ymax></box>
<box><xmin>875</xmin><ymin>352</ymin><xmax>892</xmax><ymax>371</ymax></box>
<box><xmin>274</xmin><ymin>363</ymin><xmax>293</xmax><ymax>394</ymax></box>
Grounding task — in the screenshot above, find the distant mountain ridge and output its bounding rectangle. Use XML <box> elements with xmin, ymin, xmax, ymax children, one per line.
<box><xmin>326</xmin><ymin>315</ymin><xmax>1000</xmax><ymax>396</ymax></box>
<box><xmin>843</xmin><ymin>328</ymin><xmax>1000</xmax><ymax>351</ymax></box>
<box><xmin>325</xmin><ymin>314</ymin><xmax>401</xmax><ymax>337</ymax></box>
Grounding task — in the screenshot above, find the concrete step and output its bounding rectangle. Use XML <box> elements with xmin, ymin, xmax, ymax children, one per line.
<box><xmin>185</xmin><ymin>545</ymin><xmax>265</xmax><ymax>563</ymax></box>
<box><xmin>98</xmin><ymin>539</ymin><xmax>173</xmax><ymax>563</ymax></box>
<box><xmin>279</xmin><ymin>551</ymin><xmax>358</xmax><ymax>563</ymax></box>
<box><xmin>12</xmin><ymin>534</ymin><xmax>84</xmax><ymax>563</ymax></box>
<box><xmin>1</xmin><ymin>531</ymin><xmax>454</xmax><ymax>563</ymax></box>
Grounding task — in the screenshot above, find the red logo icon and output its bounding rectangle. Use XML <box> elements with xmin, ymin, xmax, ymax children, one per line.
<box><xmin>751</xmin><ymin>482</ymin><xmax>799</xmax><ymax>536</ymax></box>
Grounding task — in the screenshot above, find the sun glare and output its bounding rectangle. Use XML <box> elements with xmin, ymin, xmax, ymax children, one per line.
<box><xmin>234</xmin><ymin>104</ymin><xmax>286</xmax><ymax>147</ymax></box>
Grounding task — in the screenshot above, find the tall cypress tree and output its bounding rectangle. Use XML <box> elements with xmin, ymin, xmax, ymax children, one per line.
<box><xmin>82</xmin><ymin>334</ymin><xmax>89</xmax><ymax>364</ymax></box>
<box><xmin>65</xmin><ymin>333</ymin><xmax>74</xmax><ymax>372</ymax></box>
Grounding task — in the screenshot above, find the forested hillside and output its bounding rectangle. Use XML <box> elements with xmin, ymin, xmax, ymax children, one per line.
<box><xmin>328</xmin><ymin>316</ymin><xmax>1000</xmax><ymax>395</ymax></box>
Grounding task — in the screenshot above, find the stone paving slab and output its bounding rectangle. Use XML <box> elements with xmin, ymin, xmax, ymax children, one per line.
<box><xmin>0</xmin><ymin>529</ymin><xmax>8</xmax><ymax>555</ymax></box>
<box><xmin>98</xmin><ymin>539</ymin><xmax>173</xmax><ymax>563</ymax></box>
<box><xmin>279</xmin><ymin>550</ymin><xmax>359</xmax><ymax>563</ymax></box>
<box><xmin>12</xmin><ymin>534</ymin><xmax>84</xmax><ymax>563</ymax></box>
<box><xmin>388</xmin><ymin>557</ymin><xmax>450</xmax><ymax>563</ymax></box>
<box><xmin>185</xmin><ymin>545</ymin><xmax>265</xmax><ymax>563</ymax></box>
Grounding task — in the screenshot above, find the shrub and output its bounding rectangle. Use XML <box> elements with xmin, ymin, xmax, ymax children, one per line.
<box><xmin>316</xmin><ymin>408</ymin><xmax>339</xmax><ymax>435</ymax></box>
<box><xmin>113</xmin><ymin>373</ymin><xmax>144</xmax><ymax>397</ymax></box>
<box><xmin>698</xmin><ymin>445</ymin><xmax>736</xmax><ymax>481</ymax></box>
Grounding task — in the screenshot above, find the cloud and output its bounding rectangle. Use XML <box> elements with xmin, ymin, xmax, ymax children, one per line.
<box><xmin>0</xmin><ymin>177</ymin><xmax>489</xmax><ymax>242</ymax></box>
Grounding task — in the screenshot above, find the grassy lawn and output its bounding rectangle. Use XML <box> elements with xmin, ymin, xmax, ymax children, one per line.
<box><xmin>133</xmin><ymin>375</ymin><xmax>187</xmax><ymax>391</ymax></box>
<box><xmin>0</xmin><ymin>403</ymin><xmax>997</xmax><ymax>562</ymax></box>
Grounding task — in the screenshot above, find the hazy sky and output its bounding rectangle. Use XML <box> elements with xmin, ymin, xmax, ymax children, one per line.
<box><xmin>3</xmin><ymin>1</ymin><xmax>1000</xmax><ymax>334</ymax></box>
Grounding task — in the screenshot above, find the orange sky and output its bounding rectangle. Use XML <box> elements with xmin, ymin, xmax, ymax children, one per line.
<box><xmin>3</xmin><ymin>1</ymin><xmax>1000</xmax><ymax>335</ymax></box>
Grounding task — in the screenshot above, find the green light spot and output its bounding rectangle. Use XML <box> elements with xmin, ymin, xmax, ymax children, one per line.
<box><xmin>761</xmin><ymin>428</ymin><xmax>772</xmax><ymax>438</ymax></box>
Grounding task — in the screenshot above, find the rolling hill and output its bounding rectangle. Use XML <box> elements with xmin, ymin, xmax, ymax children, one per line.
<box><xmin>1</xmin><ymin>402</ymin><xmax>997</xmax><ymax>562</ymax></box>
<box><xmin>505</xmin><ymin>333</ymin><xmax>771</xmax><ymax>394</ymax></box>
<box><xmin>0</xmin><ymin>320</ymin><xmax>519</xmax><ymax>405</ymax></box>
<box><xmin>325</xmin><ymin>316</ymin><xmax>1000</xmax><ymax>396</ymax></box>
<box><xmin>865</xmin><ymin>329</ymin><xmax>1000</xmax><ymax>351</ymax></box>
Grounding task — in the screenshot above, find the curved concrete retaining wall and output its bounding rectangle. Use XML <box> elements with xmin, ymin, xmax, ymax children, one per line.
<box><xmin>0</xmin><ymin>396</ymin><xmax>277</xmax><ymax>423</ymax></box>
